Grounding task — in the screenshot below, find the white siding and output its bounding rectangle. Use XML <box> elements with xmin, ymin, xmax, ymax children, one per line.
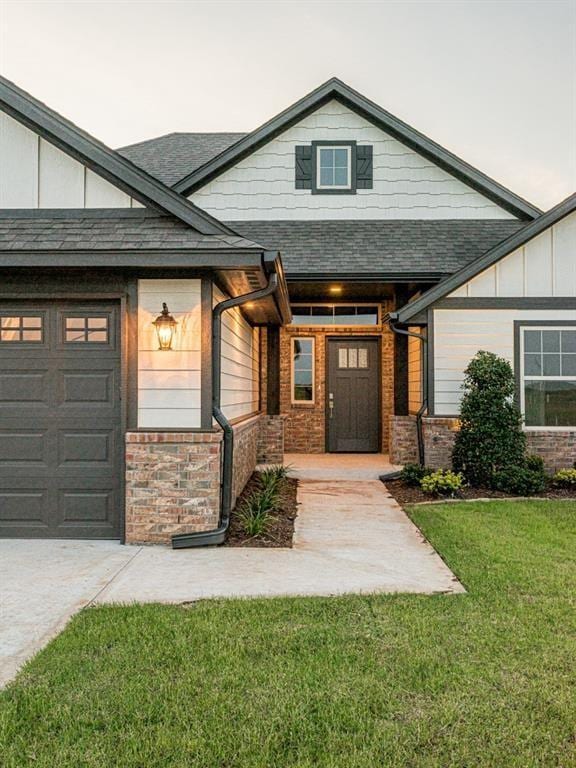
<box><xmin>0</xmin><ymin>111</ymin><xmax>136</xmax><ymax>209</ymax></box>
<box><xmin>433</xmin><ymin>308</ymin><xmax>576</xmax><ymax>414</ymax></box>
<box><xmin>214</xmin><ymin>287</ymin><xmax>260</xmax><ymax>421</ymax></box>
<box><xmin>190</xmin><ymin>100</ymin><xmax>516</xmax><ymax>221</ymax></box>
<box><xmin>138</xmin><ymin>279</ymin><xmax>202</xmax><ymax>428</ymax></box>
<box><xmin>450</xmin><ymin>211</ymin><xmax>576</xmax><ymax>298</ymax></box>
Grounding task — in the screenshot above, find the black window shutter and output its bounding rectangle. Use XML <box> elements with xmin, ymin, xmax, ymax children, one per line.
<box><xmin>356</xmin><ymin>145</ymin><xmax>373</xmax><ymax>189</ymax></box>
<box><xmin>295</xmin><ymin>146</ymin><xmax>313</xmax><ymax>189</ymax></box>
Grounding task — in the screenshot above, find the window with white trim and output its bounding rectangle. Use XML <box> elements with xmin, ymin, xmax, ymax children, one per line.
<box><xmin>317</xmin><ymin>146</ymin><xmax>351</xmax><ymax>190</ymax></box>
<box><xmin>291</xmin><ymin>337</ymin><xmax>315</xmax><ymax>404</ymax></box>
<box><xmin>520</xmin><ymin>326</ymin><xmax>576</xmax><ymax>428</ymax></box>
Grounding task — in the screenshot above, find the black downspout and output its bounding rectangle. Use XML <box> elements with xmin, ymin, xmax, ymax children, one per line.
<box><xmin>388</xmin><ymin>316</ymin><xmax>428</xmax><ymax>467</ymax></box>
<box><xmin>171</xmin><ymin>270</ymin><xmax>279</xmax><ymax>549</ymax></box>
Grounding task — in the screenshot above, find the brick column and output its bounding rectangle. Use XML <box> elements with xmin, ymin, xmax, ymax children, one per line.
<box><xmin>125</xmin><ymin>431</ymin><xmax>222</xmax><ymax>545</ymax></box>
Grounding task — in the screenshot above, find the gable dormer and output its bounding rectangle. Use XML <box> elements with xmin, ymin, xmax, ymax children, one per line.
<box><xmin>175</xmin><ymin>80</ymin><xmax>540</xmax><ymax>223</ymax></box>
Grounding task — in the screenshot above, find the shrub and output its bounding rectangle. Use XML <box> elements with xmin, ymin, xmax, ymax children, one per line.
<box><xmin>525</xmin><ymin>454</ymin><xmax>545</xmax><ymax>474</ymax></box>
<box><xmin>492</xmin><ymin>466</ymin><xmax>546</xmax><ymax>496</ymax></box>
<box><xmin>552</xmin><ymin>468</ymin><xmax>576</xmax><ymax>488</ymax></box>
<box><xmin>452</xmin><ymin>351</ymin><xmax>526</xmax><ymax>486</ymax></box>
<box><xmin>420</xmin><ymin>469</ymin><xmax>464</xmax><ymax>497</ymax></box>
<box><xmin>237</xmin><ymin>491</ymin><xmax>274</xmax><ymax>537</ymax></box>
<box><xmin>400</xmin><ymin>463</ymin><xmax>432</xmax><ymax>487</ymax></box>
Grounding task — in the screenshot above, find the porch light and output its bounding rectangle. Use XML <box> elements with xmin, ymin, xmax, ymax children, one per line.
<box><xmin>329</xmin><ymin>285</ymin><xmax>343</xmax><ymax>295</ymax></box>
<box><xmin>152</xmin><ymin>303</ymin><xmax>177</xmax><ymax>350</ymax></box>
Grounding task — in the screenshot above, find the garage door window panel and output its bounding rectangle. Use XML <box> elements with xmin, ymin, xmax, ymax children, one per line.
<box><xmin>64</xmin><ymin>315</ymin><xmax>110</xmax><ymax>344</ymax></box>
<box><xmin>0</xmin><ymin>315</ymin><xmax>43</xmax><ymax>343</ymax></box>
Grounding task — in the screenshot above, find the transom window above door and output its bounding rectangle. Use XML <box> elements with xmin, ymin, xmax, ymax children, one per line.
<box><xmin>317</xmin><ymin>146</ymin><xmax>351</xmax><ymax>190</ymax></box>
<box><xmin>290</xmin><ymin>305</ymin><xmax>379</xmax><ymax>327</ymax></box>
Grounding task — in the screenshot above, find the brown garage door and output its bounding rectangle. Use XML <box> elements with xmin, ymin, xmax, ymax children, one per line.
<box><xmin>0</xmin><ymin>301</ymin><xmax>122</xmax><ymax>538</ymax></box>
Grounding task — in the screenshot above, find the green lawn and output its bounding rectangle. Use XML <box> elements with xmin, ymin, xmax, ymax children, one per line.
<box><xmin>1</xmin><ymin>501</ymin><xmax>575</xmax><ymax>767</ymax></box>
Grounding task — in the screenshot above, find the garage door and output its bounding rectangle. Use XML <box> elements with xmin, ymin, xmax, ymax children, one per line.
<box><xmin>0</xmin><ymin>301</ymin><xmax>122</xmax><ymax>538</ymax></box>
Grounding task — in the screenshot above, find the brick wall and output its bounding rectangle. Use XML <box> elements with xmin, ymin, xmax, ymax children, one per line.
<box><xmin>280</xmin><ymin>302</ymin><xmax>394</xmax><ymax>454</ymax></box>
<box><xmin>231</xmin><ymin>415</ymin><xmax>260</xmax><ymax>505</ymax></box>
<box><xmin>125</xmin><ymin>417</ymin><xmax>262</xmax><ymax>545</ymax></box>
<box><xmin>389</xmin><ymin>415</ymin><xmax>418</xmax><ymax>465</ymax></box>
<box><xmin>125</xmin><ymin>431</ymin><xmax>222</xmax><ymax>545</ymax></box>
<box><xmin>389</xmin><ymin>415</ymin><xmax>576</xmax><ymax>473</ymax></box>
<box><xmin>257</xmin><ymin>415</ymin><xmax>285</xmax><ymax>464</ymax></box>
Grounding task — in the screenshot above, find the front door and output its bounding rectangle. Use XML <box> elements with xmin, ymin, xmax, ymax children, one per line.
<box><xmin>326</xmin><ymin>337</ymin><xmax>380</xmax><ymax>452</ymax></box>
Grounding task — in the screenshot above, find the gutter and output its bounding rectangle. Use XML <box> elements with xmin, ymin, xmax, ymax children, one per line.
<box><xmin>171</xmin><ymin>259</ymin><xmax>280</xmax><ymax>549</ymax></box>
<box><xmin>387</xmin><ymin>312</ymin><xmax>428</xmax><ymax>467</ymax></box>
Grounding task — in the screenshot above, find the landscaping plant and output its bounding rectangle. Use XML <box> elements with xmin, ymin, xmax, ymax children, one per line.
<box><xmin>400</xmin><ymin>463</ymin><xmax>432</xmax><ymax>487</ymax></box>
<box><xmin>420</xmin><ymin>469</ymin><xmax>464</xmax><ymax>497</ymax></box>
<box><xmin>452</xmin><ymin>350</ymin><xmax>526</xmax><ymax>486</ymax></box>
<box><xmin>237</xmin><ymin>491</ymin><xmax>275</xmax><ymax>537</ymax></box>
<box><xmin>492</xmin><ymin>466</ymin><xmax>547</xmax><ymax>496</ymax></box>
<box><xmin>552</xmin><ymin>468</ymin><xmax>576</xmax><ymax>487</ymax></box>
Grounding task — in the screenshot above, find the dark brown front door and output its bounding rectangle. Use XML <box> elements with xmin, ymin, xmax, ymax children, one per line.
<box><xmin>326</xmin><ymin>337</ymin><xmax>380</xmax><ymax>452</ymax></box>
<box><xmin>0</xmin><ymin>301</ymin><xmax>122</xmax><ymax>538</ymax></box>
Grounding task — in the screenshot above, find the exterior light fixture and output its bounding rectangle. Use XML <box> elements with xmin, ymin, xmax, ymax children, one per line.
<box><xmin>329</xmin><ymin>286</ymin><xmax>343</xmax><ymax>295</ymax></box>
<box><xmin>152</xmin><ymin>303</ymin><xmax>177</xmax><ymax>350</ymax></box>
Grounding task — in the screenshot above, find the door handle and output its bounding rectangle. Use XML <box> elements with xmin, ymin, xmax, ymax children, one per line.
<box><xmin>329</xmin><ymin>392</ymin><xmax>334</xmax><ymax>419</ymax></box>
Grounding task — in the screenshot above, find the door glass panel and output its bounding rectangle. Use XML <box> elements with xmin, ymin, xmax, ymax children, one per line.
<box><xmin>358</xmin><ymin>348</ymin><xmax>368</xmax><ymax>368</ymax></box>
<box><xmin>348</xmin><ymin>348</ymin><xmax>358</xmax><ymax>368</ymax></box>
<box><xmin>338</xmin><ymin>348</ymin><xmax>348</xmax><ymax>368</ymax></box>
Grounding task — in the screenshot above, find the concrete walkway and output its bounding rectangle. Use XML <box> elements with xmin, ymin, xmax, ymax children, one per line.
<box><xmin>0</xmin><ymin>456</ymin><xmax>463</xmax><ymax>687</ymax></box>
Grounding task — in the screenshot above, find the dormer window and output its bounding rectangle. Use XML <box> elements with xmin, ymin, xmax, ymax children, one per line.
<box><xmin>295</xmin><ymin>141</ymin><xmax>373</xmax><ymax>194</ymax></box>
<box><xmin>317</xmin><ymin>146</ymin><xmax>352</xmax><ymax>190</ymax></box>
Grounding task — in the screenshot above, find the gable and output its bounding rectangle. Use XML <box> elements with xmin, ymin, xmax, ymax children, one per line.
<box><xmin>189</xmin><ymin>100</ymin><xmax>518</xmax><ymax>221</ymax></box>
<box><xmin>0</xmin><ymin>111</ymin><xmax>137</xmax><ymax>209</ymax></box>
<box><xmin>450</xmin><ymin>210</ymin><xmax>576</xmax><ymax>298</ymax></box>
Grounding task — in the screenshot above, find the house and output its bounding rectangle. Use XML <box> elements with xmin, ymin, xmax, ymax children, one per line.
<box><xmin>0</xmin><ymin>75</ymin><xmax>573</xmax><ymax>546</ymax></box>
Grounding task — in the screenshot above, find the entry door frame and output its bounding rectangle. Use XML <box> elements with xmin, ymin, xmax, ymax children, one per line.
<box><xmin>0</xmin><ymin>290</ymin><xmax>131</xmax><ymax>542</ymax></box>
<box><xmin>324</xmin><ymin>335</ymin><xmax>382</xmax><ymax>453</ymax></box>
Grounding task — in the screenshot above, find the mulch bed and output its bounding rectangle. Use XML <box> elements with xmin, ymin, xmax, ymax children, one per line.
<box><xmin>225</xmin><ymin>471</ymin><xmax>299</xmax><ymax>548</ymax></box>
<box><xmin>385</xmin><ymin>478</ymin><xmax>576</xmax><ymax>507</ymax></box>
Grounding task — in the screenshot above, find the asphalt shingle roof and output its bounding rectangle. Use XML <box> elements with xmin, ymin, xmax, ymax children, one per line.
<box><xmin>118</xmin><ymin>133</ymin><xmax>247</xmax><ymax>186</ymax></box>
<box><xmin>228</xmin><ymin>219</ymin><xmax>526</xmax><ymax>276</ymax></box>
<box><xmin>0</xmin><ymin>213</ymin><xmax>261</xmax><ymax>251</ymax></box>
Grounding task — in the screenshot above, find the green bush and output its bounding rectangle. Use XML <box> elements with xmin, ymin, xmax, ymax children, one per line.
<box><xmin>420</xmin><ymin>469</ymin><xmax>464</xmax><ymax>497</ymax></box>
<box><xmin>452</xmin><ymin>351</ymin><xmax>526</xmax><ymax>486</ymax></box>
<box><xmin>400</xmin><ymin>463</ymin><xmax>432</xmax><ymax>487</ymax></box>
<box><xmin>552</xmin><ymin>468</ymin><xmax>576</xmax><ymax>487</ymax></box>
<box><xmin>492</xmin><ymin>466</ymin><xmax>546</xmax><ymax>496</ymax></box>
<box><xmin>525</xmin><ymin>454</ymin><xmax>545</xmax><ymax>474</ymax></box>
<box><xmin>237</xmin><ymin>491</ymin><xmax>275</xmax><ymax>537</ymax></box>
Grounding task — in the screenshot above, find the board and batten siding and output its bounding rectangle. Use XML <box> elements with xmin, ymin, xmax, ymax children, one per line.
<box><xmin>450</xmin><ymin>211</ymin><xmax>576</xmax><ymax>298</ymax></box>
<box><xmin>138</xmin><ymin>280</ymin><xmax>202</xmax><ymax>428</ymax></box>
<box><xmin>433</xmin><ymin>308</ymin><xmax>576</xmax><ymax>415</ymax></box>
<box><xmin>408</xmin><ymin>328</ymin><xmax>424</xmax><ymax>415</ymax></box>
<box><xmin>214</xmin><ymin>287</ymin><xmax>260</xmax><ymax>421</ymax></box>
<box><xmin>190</xmin><ymin>100</ymin><xmax>515</xmax><ymax>221</ymax></box>
<box><xmin>0</xmin><ymin>111</ymin><xmax>141</xmax><ymax>208</ymax></box>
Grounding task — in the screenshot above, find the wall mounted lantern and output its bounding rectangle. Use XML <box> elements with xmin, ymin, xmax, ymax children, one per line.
<box><xmin>153</xmin><ymin>303</ymin><xmax>177</xmax><ymax>350</ymax></box>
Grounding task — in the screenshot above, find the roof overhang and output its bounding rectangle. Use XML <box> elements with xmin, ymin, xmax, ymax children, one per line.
<box><xmin>0</xmin><ymin>247</ymin><xmax>291</xmax><ymax>325</ymax></box>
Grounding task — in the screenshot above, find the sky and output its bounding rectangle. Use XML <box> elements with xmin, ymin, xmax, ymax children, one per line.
<box><xmin>0</xmin><ymin>0</ymin><xmax>574</xmax><ymax>210</ymax></box>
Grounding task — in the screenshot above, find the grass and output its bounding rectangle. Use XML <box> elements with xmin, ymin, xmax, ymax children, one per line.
<box><xmin>1</xmin><ymin>500</ymin><xmax>575</xmax><ymax>767</ymax></box>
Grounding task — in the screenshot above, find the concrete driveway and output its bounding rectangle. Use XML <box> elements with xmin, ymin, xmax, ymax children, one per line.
<box><xmin>0</xmin><ymin>540</ymin><xmax>137</xmax><ymax>687</ymax></box>
<box><xmin>0</xmin><ymin>465</ymin><xmax>463</xmax><ymax>688</ymax></box>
